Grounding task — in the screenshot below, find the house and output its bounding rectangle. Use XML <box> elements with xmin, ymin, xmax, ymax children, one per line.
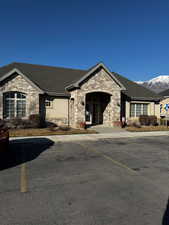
<box><xmin>0</xmin><ymin>62</ymin><xmax>161</xmax><ymax>127</ymax></box>
<box><xmin>159</xmin><ymin>89</ymin><xmax>169</xmax><ymax>117</ymax></box>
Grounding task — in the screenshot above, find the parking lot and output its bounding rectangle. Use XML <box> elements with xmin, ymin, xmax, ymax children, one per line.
<box><xmin>1</xmin><ymin>136</ymin><xmax>169</xmax><ymax>225</ymax></box>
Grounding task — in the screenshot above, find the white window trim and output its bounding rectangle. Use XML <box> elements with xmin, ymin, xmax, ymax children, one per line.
<box><xmin>4</xmin><ymin>92</ymin><xmax>26</xmax><ymax>119</ymax></box>
<box><xmin>130</xmin><ymin>103</ymin><xmax>148</xmax><ymax>117</ymax></box>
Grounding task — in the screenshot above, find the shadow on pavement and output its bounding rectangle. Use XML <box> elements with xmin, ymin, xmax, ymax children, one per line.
<box><xmin>0</xmin><ymin>138</ymin><xmax>54</xmax><ymax>171</ymax></box>
<box><xmin>162</xmin><ymin>198</ymin><xmax>169</xmax><ymax>225</ymax></box>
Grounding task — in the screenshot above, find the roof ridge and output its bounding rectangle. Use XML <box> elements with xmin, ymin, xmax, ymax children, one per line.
<box><xmin>12</xmin><ymin>62</ymin><xmax>88</xmax><ymax>72</ymax></box>
<box><xmin>0</xmin><ymin>62</ymin><xmax>17</xmax><ymax>69</ymax></box>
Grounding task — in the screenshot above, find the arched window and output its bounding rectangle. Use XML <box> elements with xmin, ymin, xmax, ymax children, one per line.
<box><xmin>3</xmin><ymin>92</ymin><xmax>26</xmax><ymax>119</ymax></box>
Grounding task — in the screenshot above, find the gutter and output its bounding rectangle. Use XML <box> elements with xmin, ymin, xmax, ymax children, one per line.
<box><xmin>130</xmin><ymin>96</ymin><xmax>161</xmax><ymax>102</ymax></box>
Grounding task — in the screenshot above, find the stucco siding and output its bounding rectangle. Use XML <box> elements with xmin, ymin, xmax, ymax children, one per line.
<box><xmin>45</xmin><ymin>97</ymin><xmax>69</xmax><ymax>125</ymax></box>
<box><xmin>125</xmin><ymin>101</ymin><xmax>160</xmax><ymax>122</ymax></box>
<box><xmin>154</xmin><ymin>103</ymin><xmax>160</xmax><ymax>118</ymax></box>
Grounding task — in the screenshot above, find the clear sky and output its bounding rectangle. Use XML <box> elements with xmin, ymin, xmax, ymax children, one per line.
<box><xmin>0</xmin><ymin>0</ymin><xmax>169</xmax><ymax>81</ymax></box>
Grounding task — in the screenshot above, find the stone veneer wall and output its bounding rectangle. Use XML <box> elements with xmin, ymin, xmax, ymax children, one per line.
<box><xmin>69</xmin><ymin>68</ymin><xmax>122</xmax><ymax>127</ymax></box>
<box><xmin>0</xmin><ymin>74</ymin><xmax>40</xmax><ymax>119</ymax></box>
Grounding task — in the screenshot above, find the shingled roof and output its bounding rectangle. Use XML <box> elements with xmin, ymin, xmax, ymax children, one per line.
<box><xmin>113</xmin><ymin>72</ymin><xmax>161</xmax><ymax>101</ymax></box>
<box><xmin>0</xmin><ymin>62</ymin><xmax>161</xmax><ymax>101</ymax></box>
<box><xmin>0</xmin><ymin>62</ymin><xmax>87</xmax><ymax>96</ymax></box>
<box><xmin>159</xmin><ymin>89</ymin><xmax>169</xmax><ymax>97</ymax></box>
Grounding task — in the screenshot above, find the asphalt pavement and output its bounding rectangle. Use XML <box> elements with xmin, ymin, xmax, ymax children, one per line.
<box><xmin>1</xmin><ymin>136</ymin><xmax>169</xmax><ymax>225</ymax></box>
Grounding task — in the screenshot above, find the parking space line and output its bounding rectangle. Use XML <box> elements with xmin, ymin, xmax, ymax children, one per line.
<box><xmin>78</xmin><ymin>143</ymin><xmax>137</xmax><ymax>174</ymax></box>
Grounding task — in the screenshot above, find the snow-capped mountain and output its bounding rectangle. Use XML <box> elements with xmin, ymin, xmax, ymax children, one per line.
<box><xmin>136</xmin><ymin>75</ymin><xmax>169</xmax><ymax>93</ymax></box>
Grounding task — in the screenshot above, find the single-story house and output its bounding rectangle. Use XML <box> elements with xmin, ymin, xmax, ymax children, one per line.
<box><xmin>0</xmin><ymin>62</ymin><xmax>161</xmax><ymax>127</ymax></box>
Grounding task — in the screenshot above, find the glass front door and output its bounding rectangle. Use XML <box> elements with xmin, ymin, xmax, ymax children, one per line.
<box><xmin>93</xmin><ymin>103</ymin><xmax>102</xmax><ymax>125</ymax></box>
<box><xmin>85</xmin><ymin>103</ymin><xmax>102</xmax><ymax>125</ymax></box>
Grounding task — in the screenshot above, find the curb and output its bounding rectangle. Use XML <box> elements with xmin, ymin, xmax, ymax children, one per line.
<box><xmin>10</xmin><ymin>131</ymin><xmax>169</xmax><ymax>143</ymax></box>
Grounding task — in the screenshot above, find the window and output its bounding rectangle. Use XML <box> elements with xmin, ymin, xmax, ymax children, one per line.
<box><xmin>130</xmin><ymin>103</ymin><xmax>148</xmax><ymax>117</ymax></box>
<box><xmin>45</xmin><ymin>98</ymin><xmax>53</xmax><ymax>108</ymax></box>
<box><xmin>3</xmin><ymin>92</ymin><xmax>26</xmax><ymax>119</ymax></box>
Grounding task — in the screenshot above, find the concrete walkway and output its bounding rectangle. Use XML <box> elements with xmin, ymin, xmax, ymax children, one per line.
<box><xmin>10</xmin><ymin>130</ymin><xmax>169</xmax><ymax>143</ymax></box>
<box><xmin>87</xmin><ymin>125</ymin><xmax>127</xmax><ymax>133</ymax></box>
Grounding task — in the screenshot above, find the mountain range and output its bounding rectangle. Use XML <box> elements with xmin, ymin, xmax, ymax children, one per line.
<box><xmin>136</xmin><ymin>75</ymin><xmax>169</xmax><ymax>93</ymax></box>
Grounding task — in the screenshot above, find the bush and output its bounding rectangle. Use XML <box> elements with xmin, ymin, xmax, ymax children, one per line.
<box><xmin>59</xmin><ymin>126</ymin><xmax>70</xmax><ymax>131</ymax></box>
<box><xmin>149</xmin><ymin>116</ymin><xmax>158</xmax><ymax>126</ymax></box>
<box><xmin>139</xmin><ymin>115</ymin><xmax>150</xmax><ymax>126</ymax></box>
<box><xmin>5</xmin><ymin>118</ymin><xmax>22</xmax><ymax>129</ymax></box>
<box><xmin>0</xmin><ymin>119</ymin><xmax>8</xmax><ymax>129</ymax></box>
<box><xmin>132</xmin><ymin>122</ymin><xmax>141</xmax><ymax>128</ymax></box>
<box><xmin>139</xmin><ymin>115</ymin><xmax>157</xmax><ymax>126</ymax></box>
<box><xmin>29</xmin><ymin>114</ymin><xmax>41</xmax><ymax>128</ymax></box>
<box><xmin>5</xmin><ymin>114</ymin><xmax>42</xmax><ymax>129</ymax></box>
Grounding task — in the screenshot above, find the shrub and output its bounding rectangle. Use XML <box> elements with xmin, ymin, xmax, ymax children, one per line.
<box><xmin>149</xmin><ymin>116</ymin><xmax>158</xmax><ymax>126</ymax></box>
<box><xmin>5</xmin><ymin>118</ymin><xmax>23</xmax><ymax>129</ymax></box>
<box><xmin>132</xmin><ymin>121</ymin><xmax>141</xmax><ymax>128</ymax></box>
<box><xmin>59</xmin><ymin>126</ymin><xmax>70</xmax><ymax>131</ymax></box>
<box><xmin>0</xmin><ymin>119</ymin><xmax>8</xmax><ymax>129</ymax></box>
<box><xmin>29</xmin><ymin>114</ymin><xmax>41</xmax><ymax>128</ymax></box>
<box><xmin>47</xmin><ymin>122</ymin><xmax>58</xmax><ymax>131</ymax></box>
<box><xmin>139</xmin><ymin>115</ymin><xmax>157</xmax><ymax>126</ymax></box>
<box><xmin>139</xmin><ymin>115</ymin><xmax>150</xmax><ymax>126</ymax></box>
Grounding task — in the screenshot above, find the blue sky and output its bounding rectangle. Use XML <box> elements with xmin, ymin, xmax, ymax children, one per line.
<box><xmin>0</xmin><ymin>0</ymin><xmax>169</xmax><ymax>81</ymax></box>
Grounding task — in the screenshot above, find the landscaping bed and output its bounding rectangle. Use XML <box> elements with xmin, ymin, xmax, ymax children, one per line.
<box><xmin>9</xmin><ymin>128</ymin><xmax>97</xmax><ymax>137</ymax></box>
<box><xmin>126</xmin><ymin>126</ymin><xmax>169</xmax><ymax>132</ymax></box>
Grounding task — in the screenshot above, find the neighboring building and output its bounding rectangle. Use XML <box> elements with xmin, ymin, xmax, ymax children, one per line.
<box><xmin>0</xmin><ymin>62</ymin><xmax>161</xmax><ymax>127</ymax></box>
<box><xmin>159</xmin><ymin>89</ymin><xmax>169</xmax><ymax>117</ymax></box>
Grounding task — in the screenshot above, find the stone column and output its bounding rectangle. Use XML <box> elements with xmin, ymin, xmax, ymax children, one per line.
<box><xmin>112</xmin><ymin>91</ymin><xmax>121</xmax><ymax>127</ymax></box>
<box><xmin>74</xmin><ymin>91</ymin><xmax>85</xmax><ymax>127</ymax></box>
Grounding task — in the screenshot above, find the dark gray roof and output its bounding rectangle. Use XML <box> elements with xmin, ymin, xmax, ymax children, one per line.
<box><xmin>0</xmin><ymin>62</ymin><xmax>161</xmax><ymax>101</ymax></box>
<box><xmin>112</xmin><ymin>72</ymin><xmax>161</xmax><ymax>101</ymax></box>
<box><xmin>159</xmin><ymin>89</ymin><xmax>169</xmax><ymax>97</ymax></box>
<box><xmin>0</xmin><ymin>62</ymin><xmax>86</xmax><ymax>96</ymax></box>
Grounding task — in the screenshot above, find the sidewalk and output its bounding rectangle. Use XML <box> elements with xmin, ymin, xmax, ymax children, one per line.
<box><xmin>10</xmin><ymin>130</ymin><xmax>169</xmax><ymax>143</ymax></box>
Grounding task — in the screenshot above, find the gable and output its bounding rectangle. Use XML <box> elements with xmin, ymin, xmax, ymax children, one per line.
<box><xmin>0</xmin><ymin>73</ymin><xmax>41</xmax><ymax>95</ymax></box>
<box><xmin>81</xmin><ymin>67</ymin><xmax>122</xmax><ymax>93</ymax></box>
<box><xmin>66</xmin><ymin>62</ymin><xmax>125</xmax><ymax>91</ymax></box>
<box><xmin>0</xmin><ymin>68</ymin><xmax>43</xmax><ymax>94</ymax></box>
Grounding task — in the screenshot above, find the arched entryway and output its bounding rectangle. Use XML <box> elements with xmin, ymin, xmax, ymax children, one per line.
<box><xmin>85</xmin><ymin>92</ymin><xmax>111</xmax><ymax>126</ymax></box>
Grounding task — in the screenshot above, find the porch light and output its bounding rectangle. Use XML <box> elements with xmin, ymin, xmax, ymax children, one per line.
<box><xmin>81</xmin><ymin>101</ymin><xmax>85</xmax><ymax>106</ymax></box>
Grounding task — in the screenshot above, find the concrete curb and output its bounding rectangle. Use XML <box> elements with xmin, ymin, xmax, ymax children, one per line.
<box><xmin>10</xmin><ymin>131</ymin><xmax>169</xmax><ymax>143</ymax></box>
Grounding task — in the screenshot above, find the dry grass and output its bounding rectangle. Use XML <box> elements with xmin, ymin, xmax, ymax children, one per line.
<box><xmin>9</xmin><ymin>128</ymin><xmax>97</xmax><ymax>137</ymax></box>
<box><xmin>126</xmin><ymin>126</ymin><xmax>169</xmax><ymax>132</ymax></box>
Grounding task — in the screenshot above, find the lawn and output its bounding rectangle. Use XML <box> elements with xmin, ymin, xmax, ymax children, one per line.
<box><xmin>9</xmin><ymin>127</ymin><xmax>97</xmax><ymax>137</ymax></box>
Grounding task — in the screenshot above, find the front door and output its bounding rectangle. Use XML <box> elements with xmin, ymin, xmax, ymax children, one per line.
<box><xmin>93</xmin><ymin>103</ymin><xmax>102</xmax><ymax>124</ymax></box>
<box><xmin>85</xmin><ymin>103</ymin><xmax>103</xmax><ymax>125</ymax></box>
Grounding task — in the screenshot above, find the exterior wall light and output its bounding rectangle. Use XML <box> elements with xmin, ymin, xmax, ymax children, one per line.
<box><xmin>81</xmin><ymin>101</ymin><xmax>85</xmax><ymax>106</ymax></box>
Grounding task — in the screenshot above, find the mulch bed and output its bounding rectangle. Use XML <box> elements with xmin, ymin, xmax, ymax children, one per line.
<box><xmin>126</xmin><ymin>126</ymin><xmax>169</xmax><ymax>132</ymax></box>
<box><xmin>9</xmin><ymin>128</ymin><xmax>97</xmax><ymax>137</ymax></box>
